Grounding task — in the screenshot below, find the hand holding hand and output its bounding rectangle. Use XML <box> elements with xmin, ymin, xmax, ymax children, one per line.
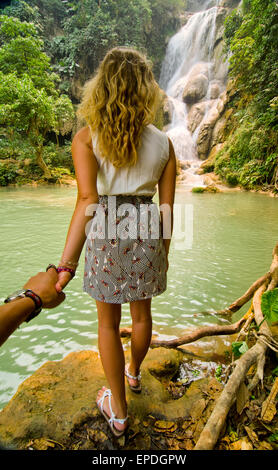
<box><xmin>55</xmin><ymin>270</ymin><xmax>73</xmax><ymax>293</ymax></box>
<box><xmin>24</xmin><ymin>267</ymin><xmax>65</xmax><ymax>308</ymax></box>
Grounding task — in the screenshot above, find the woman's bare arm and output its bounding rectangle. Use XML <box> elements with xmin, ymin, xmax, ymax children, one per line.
<box><xmin>56</xmin><ymin>126</ymin><xmax>99</xmax><ymax>291</ymax></box>
<box><xmin>158</xmin><ymin>138</ymin><xmax>177</xmax><ymax>260</ymax></box>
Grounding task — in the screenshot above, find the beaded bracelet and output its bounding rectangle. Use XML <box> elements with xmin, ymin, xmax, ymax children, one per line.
<box><xmin>57</xmin><ymin>266</ymin><xmax>76</xmax><ymax>278</ymax></box>
<box><xmin>24</xmin><ymin>289</ymin><xmax>43</xmax><ymax>323</ymax></box>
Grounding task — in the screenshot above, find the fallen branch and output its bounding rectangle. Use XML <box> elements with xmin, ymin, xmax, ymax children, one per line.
<box><xmin>120</xmin><ymin>317</ymin><xmax>248</xmax><ymax>349</ymax></box>
<box><xmin>150</xmin><ymin>317</ymin><xmax>246</xmax><ymax>349</ymax></box>
<box><xmin>217</xmin><ymin>272</ymin><xmax>271</xmax><ymax>315</ymax></box>
<box><xmin>194</xmin><ymin>284</ymin><xmax>269</xmax><ymax>450</ymax></box>
<box><xmin>194</xmin><ymin>242</ymin><xmax>278</xmax><ymax>449</ymax></box>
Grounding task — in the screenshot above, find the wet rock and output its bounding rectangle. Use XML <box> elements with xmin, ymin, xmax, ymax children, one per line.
<box><xmin>0</xmin><ymin>350</ymin><xmax>106</xmax><ymax>447</ymax></box>
<box><xmin>177</xmin><ymin>160</ymin><xmax>191</xmax><ymax>171</ymax></box>
<box><xmin>182</xmin><ymin>73</ymin><xmax>209</xmax><ymax>104</ymax></box>
<box><xmin>208</xmin><ymin>81</ymin><xmax>221</xmax><ymax>99</ymax></box>
<box><xmin>162</xmin><ymin>97</ymin><xmax>173</xmax><ymax>126</ymax></box>
<box><xmin>211</xmin><ymin>116</ymin><xmax>227</xmax><ymax>148</ymax></box>
<box><xmin>196</xmin><ymin>106</ymin><xmax>220</xmax><ymax>159</ymax></box>
<box><xmin>146</xmin><ymin>347</ymin><xmax>183</xmax><ymax>379</ymax></box>
<box><xmin>0</xmin><ymin>347</ymin><xmax>223</xmax><ymax>450</ymax></box>
<box><xmin>187</xmin><ymin>101</ymin><xmax>207</xmax><ymax>133</ymax></box>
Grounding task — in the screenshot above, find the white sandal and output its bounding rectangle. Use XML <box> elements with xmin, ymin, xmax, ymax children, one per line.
<box><xmin>125</xmin><ymin>363</ymin><xmax>142</xmax><ymax>393</ymax></box>
<box><xmin>96</xmin><ymin>388</ymin><xmax>128</xmax><ymax>437</ymax></box>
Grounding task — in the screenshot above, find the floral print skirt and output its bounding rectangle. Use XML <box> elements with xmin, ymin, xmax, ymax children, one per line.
<box><xmin>83</xmin><ymin>194</ymin><xmax>168</xmax><ymax>304</ymax></box>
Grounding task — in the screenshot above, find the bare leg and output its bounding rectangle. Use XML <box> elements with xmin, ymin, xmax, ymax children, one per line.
<box><xmin>95</xmin><ymin>300</ymin><xmax>127</xmax><ymax>432</ymax></box>
<box><xmin>128</xmin><ymin>298</ymin><xmax>152</xmax><ymax>386</ymax></box>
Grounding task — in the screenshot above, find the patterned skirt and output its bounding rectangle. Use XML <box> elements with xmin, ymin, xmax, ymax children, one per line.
<box><xmin>83</xmin><ymin>194</ymin><xmax>168</xmax><ymax>304</ymax></box>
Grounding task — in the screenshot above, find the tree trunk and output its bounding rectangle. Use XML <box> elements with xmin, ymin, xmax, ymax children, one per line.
<box><xmin>36</xmin><ymin>147</ymin><xmax>52</xmax><ymax>179</ymax></box>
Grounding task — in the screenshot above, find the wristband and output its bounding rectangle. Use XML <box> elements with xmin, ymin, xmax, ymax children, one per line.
<box><xmin>24</xmin><ymin>289</ymin><xmax>43</xmax><ymax>323</ymax></box>
<box><xmin>4</xmin><ymin>289</ymin><xmax>43</xmax><ymax>323</ymax></box>
<box><xmin>57</xmin><ymin>266</ymin><xmax>76</xmax><ymax>278</ymax></box>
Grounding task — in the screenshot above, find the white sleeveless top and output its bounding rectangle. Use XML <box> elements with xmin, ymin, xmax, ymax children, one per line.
<box><xmin>89</xmin><ymin>124</ymin><xmax>170</xmax><ymax>196</ymax></box>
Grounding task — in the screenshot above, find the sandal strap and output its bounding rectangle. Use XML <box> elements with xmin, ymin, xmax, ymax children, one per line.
<box><xmin>97</xmin><ymin>388</ymin><xmax>110</xmax><ymax>412</ymax></box>
<box><xmin>125</xmin><ymin>365</ymin><xmax>141</xmax><ymax>381</ymax></box>
<box><xmin>112</xmin><ymin>415</ymin><xmax>129</xmax><ymax>424</ymax></box>
<box><xmin>106</xmin><ymin>390</ymin><xmax>116</xmax><ymax>426</ymax></box>
<box><xmin>99</xmin><ymin>388</ymin><xmax>128</xmax><ymax>426</ymax></box>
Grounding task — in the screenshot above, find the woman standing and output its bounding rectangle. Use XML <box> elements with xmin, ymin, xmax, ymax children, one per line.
<box><xmin>56</xmin><ymin>47</ymin><xmax>176</xmax><ymax>437</ymax></box>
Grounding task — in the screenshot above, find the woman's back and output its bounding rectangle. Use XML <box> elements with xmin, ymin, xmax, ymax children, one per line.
<box><xmin>90</xmin><ymin>124</ymin><xmax>170</xmax><ymax>197</ymax></box>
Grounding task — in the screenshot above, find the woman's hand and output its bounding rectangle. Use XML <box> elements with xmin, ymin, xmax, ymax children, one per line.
<box><xmin>55</xmin><ymin>271</ymin><xmax>73</xmax><ymax>293</ymax></box>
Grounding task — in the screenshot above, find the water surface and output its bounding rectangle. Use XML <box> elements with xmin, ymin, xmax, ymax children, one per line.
<box><xmin>0</xmin><ymin>186</ymin><xmax>277</xmax><ymax>408</ymax></box>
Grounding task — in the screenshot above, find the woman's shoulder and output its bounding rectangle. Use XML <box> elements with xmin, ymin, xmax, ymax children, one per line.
<box><xmin>72</xmin><ymin>126</ymin><xmax>93</xmax><ymax>149</ymax></box>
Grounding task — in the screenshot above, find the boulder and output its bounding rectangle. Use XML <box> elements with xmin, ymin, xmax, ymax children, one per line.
<box><xmin>208</xmin><ymin>81</ymin><xmax>221</xmax><ymax>99</ymax></box>
<box><xmin>182</xmin><ymin>73</ymin><xmax>209</xmax><ymax>104</ymax></box>
<box><xmin>162</xmin><ymin>96</ymin><xmax>174</xmax><ymax>126</ymax></box>
<box><xmin>210</xmin><ymin>115</ymin><xmax>227</xmax><ymax>147</ymax></box>
<box><xmin>196</xmin><ymin>106</ymin><xmax>220</xmax><ymax>159</ymax></box>
<box><xmin>187</xmin><ymin>101</ymin><xmax>207</xmax><ymax>133</ymax></box>
<box><xmin>0</xmin><ymin>346</ymin><xmax>224</xmax><ymax>450</ymax></box>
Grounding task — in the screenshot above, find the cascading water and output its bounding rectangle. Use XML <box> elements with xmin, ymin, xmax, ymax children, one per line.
<box><xmin>159</xmin><ymin>0</ymin><xmax>228</xmax><ymax>188</ymax></box>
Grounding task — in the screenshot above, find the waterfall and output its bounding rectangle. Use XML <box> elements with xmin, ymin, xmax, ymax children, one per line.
<box><xmin>159</xmin><ymin>0</ymin><xmax>228</xmax><ymax>188</ymax></box>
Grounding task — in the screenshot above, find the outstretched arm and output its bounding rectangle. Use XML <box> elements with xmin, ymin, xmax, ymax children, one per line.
<box><xmin>0</xmin><ymin>268</ymin><xmax>65</xmax><ymax>347</ymax></box>
<box><xmin>56</xmin><ymin>126</ymin><xmax>99</xmax><ymax>291</ymax></box>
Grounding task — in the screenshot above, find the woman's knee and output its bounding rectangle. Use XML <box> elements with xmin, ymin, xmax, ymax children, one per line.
<box><xmin>130</xmin><ymin>298</ymin><xmax>152</xmax><ymax>324</ymax></box>
<box><xmin>96</xmin><ymin>301</ymin><xmax>121</xmax><ymax>330</ymax></box>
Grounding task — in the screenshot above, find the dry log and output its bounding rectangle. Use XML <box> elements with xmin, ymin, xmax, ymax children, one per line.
<box><xmin>226</xmin><ymin>272</ymin><xmax>271</xmax><ymax>313</ymax></box>
<box><xmin>267</xmin><ymin>243</ymin><xmax>278</xmax><ymax>290</ymax></box>
<box><xmin>120</xmin><ymin>317</ymin><xmax>248</xmax><ymax>349</ymax></box>
<box><xmin>194</xmin><ymin>284</ymin><xmax>268</xmax><ymax>450</ymax></box>
<box><xmin>150</xmin><ymin>317</ymin><xmax>246</xmax><ymax>349</ymax></box>
<box><xmin>216</xmin><ymin>242</ymin><xmax>278</xmax><ymax>315</ymax></box>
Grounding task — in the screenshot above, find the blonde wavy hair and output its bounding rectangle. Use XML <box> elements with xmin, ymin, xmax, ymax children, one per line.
<box><xmin>77</xmin><ymin>47</ymin><xmax>160</xmax><ymax>168</ymax></box>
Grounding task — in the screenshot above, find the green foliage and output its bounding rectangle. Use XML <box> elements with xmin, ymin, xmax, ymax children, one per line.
<box><xmin>219</xmin><ymin>0</ymin><xmax>278</xmax><ymax>191</ymax></box>
<box><xmin>192</xmin><ymin>186</ymin><xmax>205</xmax><ymax>193</ymax></box>
<box><xmin>50</xmin><ymin>166</ymin><xmax>72</xmax><ymax>182</ymax></box>
<box><xmin>146</xmin><ymin>0</ymin><xmax>187</xmax><ymax>76</ymax></box>
<box><xmin>0</xmin><ymin>162</ymin><xmax>17</xmax><ymax>186</ymax></box>
<box><xmin>1</xmin><ymin>0</ymin><xmax>41</xmax><ymax>25</ymax></box>
<box><xmin>5</xmin><ymin>0</ymin><xmax>186</xmax><ymax>89</ymax></box>
<box><xmin>268</xmin><ymin>433</ymin><xmax>278</xmax><ymax>443</ymax></box>
<box><xmin>44</xmin><ymin>142</ymin><xmax>73</xmax><ymax>172</ymax></box>
<box><xmin>261</xmin><ymin>288</ymin><xmax>278</xmax><ymax>325</ymax></box>
<box><xmin>0</xmin><ymin>14</ymin><xmax>60</xmax><ymax>94</ymax></box>
<box><xmin>232</xmin><ymin>341</ymin><xmax>248</xmax><ymax>358</ymax></box>
<box><xmin>0</xmin><ymin>14</ymin><xmax>74</xmax><ymax>184</ymax></box>
<box><xmin>225</xmin><ymin>172</ymin><xmax>239</xmax><ymax>186</ymax></box>
<box><xmin>215</xmin><ymin>365</ymin><xmax>223</xmax><ymax>382</ymax></box>
<box><xmin>271</xmin><ymin>366</ymin><xmax>278</xmax><ymax>378</ymax></box>
<box><xmin>223</xmin><ymin>10</ymin><xmax>242</xmax><ymax>51</ymax></box>
<box><xmin>0</xmin><ymin>131</ymin><xmax>35</xmax><ymax>160</ymax></box>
